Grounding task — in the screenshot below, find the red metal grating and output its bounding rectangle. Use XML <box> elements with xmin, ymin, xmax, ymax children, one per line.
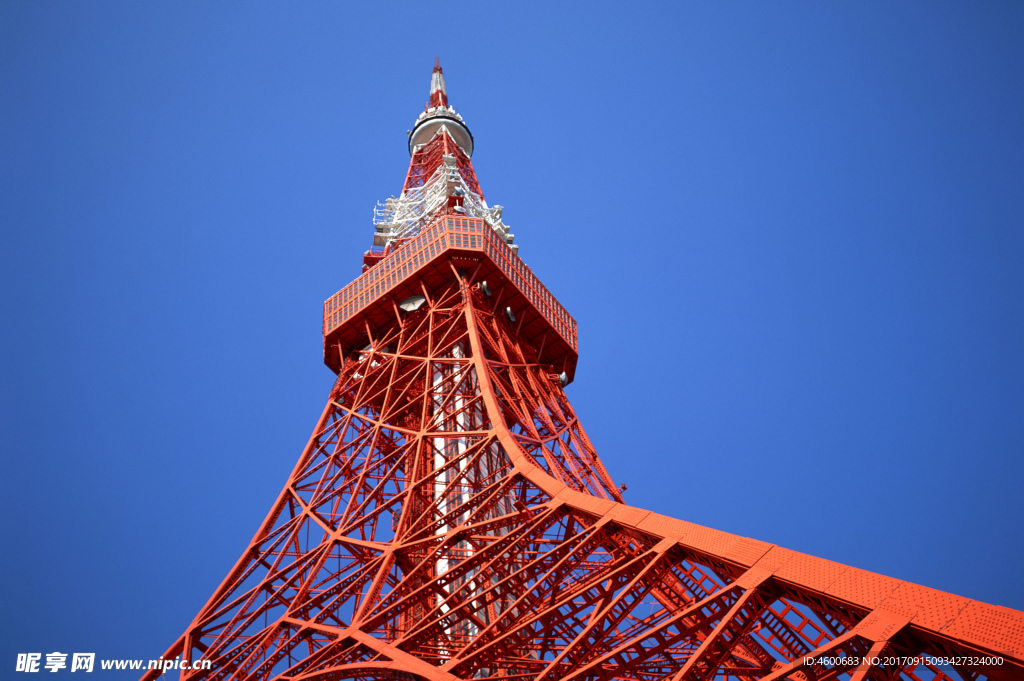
<box><xmin>323</xmin><ymin>215</ymin><xmax>578</xmax><ymax>353</ymax></box>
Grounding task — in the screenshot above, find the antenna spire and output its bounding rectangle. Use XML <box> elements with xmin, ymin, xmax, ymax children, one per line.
<box><xmin>429</xmin><ymin>58</ymin><xmax>448</xmax><ymax>108</ymax></box>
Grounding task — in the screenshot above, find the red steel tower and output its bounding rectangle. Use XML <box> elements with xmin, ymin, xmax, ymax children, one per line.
<box><xmin>145</xmin><ymin>62</ymin><xmax>1024</xmax><ymax>681</ymax></box>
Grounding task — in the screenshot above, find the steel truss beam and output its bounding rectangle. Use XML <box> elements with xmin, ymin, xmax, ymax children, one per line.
<box><xmin>145</xmin><ymin>268</ymin><xmax>1023</xmax><ymax>681</ymax></box>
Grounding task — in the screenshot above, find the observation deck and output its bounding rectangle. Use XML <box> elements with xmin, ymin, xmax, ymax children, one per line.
<box><xmin>323</xmin><ymin>215</ymin><xmax>579</xmax><ymax>381</ymax></box>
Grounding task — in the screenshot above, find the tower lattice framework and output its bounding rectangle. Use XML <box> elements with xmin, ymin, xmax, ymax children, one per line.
<box><xmin>145</xmin><ymin>62</ymin><xmax>1024</xmax><ymax>681</ymax></box>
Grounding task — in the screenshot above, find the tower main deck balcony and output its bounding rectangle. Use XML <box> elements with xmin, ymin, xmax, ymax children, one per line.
<box><xmin>323</xmin><ymin>215</ymin><xmax>579</xmax><ymax>381</ymax></box>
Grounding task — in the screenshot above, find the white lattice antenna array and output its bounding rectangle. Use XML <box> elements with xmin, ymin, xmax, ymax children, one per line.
<box><xmin>372</xmin><ymin>146</ymin><xmax>516</xmax><ymax>253</ymax></box>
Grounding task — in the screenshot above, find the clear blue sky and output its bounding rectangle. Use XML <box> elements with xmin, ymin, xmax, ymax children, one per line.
<box><xmin>2</xmin><ymin>2</ymin><xmax>1022</xmax><ymax>675</ymax></box>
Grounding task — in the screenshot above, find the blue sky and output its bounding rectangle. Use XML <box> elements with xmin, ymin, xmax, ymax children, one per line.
<box><xmin>2</xmin><ymin>2</ymin><xmax>1022</xmax><ymax>675</ymax></box>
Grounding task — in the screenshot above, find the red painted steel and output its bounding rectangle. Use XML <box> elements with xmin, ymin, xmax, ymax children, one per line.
<box><xmin>429</xmin><ymin>58</ymin><xmax>449</xmax><ymax>109</ymax></box>
<box><xmin>323</xmin><ymin>216</ymin><xmax>577</xmax><ymax>380</ymax></box>
<box><xmin>402</xmin><ymin>125</ymin><xmax>481</xmax><ymax>200</ymax></box>
<box><xmin>144</xmin><ymin>65</ymin><xmax>1024</xmax><ymax>681</ymax></box>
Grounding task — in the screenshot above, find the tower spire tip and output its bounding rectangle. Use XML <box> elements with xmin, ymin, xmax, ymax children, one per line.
<box><xmin>428</xmin><ymin>58</ymin><xmax>448</xmax><ymax>108</ymax></box>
